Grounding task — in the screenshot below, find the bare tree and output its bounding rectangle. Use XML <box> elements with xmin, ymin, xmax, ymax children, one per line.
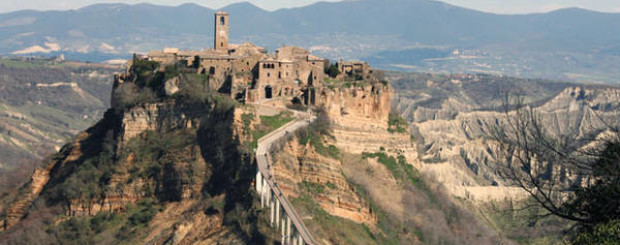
<box><xmin>490</xmin><ymin>94</ymin><xmax>620</xmax><ymax>229</ymax></box>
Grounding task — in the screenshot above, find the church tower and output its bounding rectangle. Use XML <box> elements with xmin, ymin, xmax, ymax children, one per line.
<box><xmin>214</xmin><ymin>11</ymin><xmax>229</xmax><ymax>51</ymax></box>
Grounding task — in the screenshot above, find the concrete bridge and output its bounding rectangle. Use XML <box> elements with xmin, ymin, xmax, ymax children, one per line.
<box><xmin>255</xmin><ymin>111</ymin><xmax>318</xmax><ymax>245</ymax></box>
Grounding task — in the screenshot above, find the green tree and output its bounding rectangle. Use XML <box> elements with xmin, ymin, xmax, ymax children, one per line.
<box><xmin>192</xmin><ymin>55</ymin><xmax>201</xmax><ymax>69</ymax></box>
<box><xmin>324</xmin><ymin>63</ymin><xmax>340</xmax><ymax>78</ymax></box>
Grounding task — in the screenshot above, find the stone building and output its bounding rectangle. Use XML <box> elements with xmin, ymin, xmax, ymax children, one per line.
<box><xmin>143</xmin><ymin>12</ymin><xmax>367</xmax><ymax>106</ymax></box>
<box><xmin>337</xmin><ymin>60</ymin><xmax>374</xmax><ymax>80</ymax></box>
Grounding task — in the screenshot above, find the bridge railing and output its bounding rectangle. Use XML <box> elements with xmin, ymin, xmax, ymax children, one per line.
<box><xmin>255</xmin><ymin>113</ymin><xmax>318</xmax><ymax>245</ymax></box>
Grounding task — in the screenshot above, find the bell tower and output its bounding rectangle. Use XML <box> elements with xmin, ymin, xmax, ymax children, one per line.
<box><xmin>214</xmin><ymin>11</ymin><xmax>229</xmax><ymax>51</ymax></box>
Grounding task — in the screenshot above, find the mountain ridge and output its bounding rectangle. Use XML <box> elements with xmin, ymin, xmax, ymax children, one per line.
<box><xmin>1</xmin><ymin>0</ymin><xmax>619</xmax><ymax>83</ymax></box>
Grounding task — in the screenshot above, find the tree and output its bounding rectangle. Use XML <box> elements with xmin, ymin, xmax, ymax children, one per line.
<box><xmin>324</xmin><ymin>63</ymin><xmax>340</xmax><ymax>78</ymax></box>
<box><xmin>490</xmin><ymin>95</ymin><xmax>620</xmax><ymax>241</ymax></box>
<box><xmin>192</xmin><ymin>55</ymin><xmax>201</xmax><ymax>69</ymax></box>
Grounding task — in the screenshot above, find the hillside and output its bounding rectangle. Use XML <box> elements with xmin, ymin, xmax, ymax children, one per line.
<box><xmin>0</xmin><ymin>58</ymin><xmax>119</xmax><ymax>193</ymax></box>
<box><xmin>391</xmin><ymin>72</ymin><xmax>620</xmax><ymax>189</ymax></box>
<box><xmin>391</xmin><ymin>72</ymin><xmax>620</xmax><ymax>241</ymax></box>
<box><xmin>4</xmin><ymin>59</ymin><xmax>620</xmax><ymax>244</ymax></box>
<box><xmin>1</xmin><ymin>0</ymin><xmax>619</xmax><ymax>83</ymax></box>
<box><xmin>0</xmin><ymin>54</ymin><xmax>525</xmax><ymax>244</ymax></box>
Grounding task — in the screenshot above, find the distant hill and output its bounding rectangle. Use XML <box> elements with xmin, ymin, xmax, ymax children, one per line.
<box><xmin>0</xmin><ymin>58</ymin><xmax>118</xmax><ymax>192</ymax></box>
<box><xmin>1</xmin><ymin>0</ymin><xmax>619</xmax><ymax>83</ymax></box>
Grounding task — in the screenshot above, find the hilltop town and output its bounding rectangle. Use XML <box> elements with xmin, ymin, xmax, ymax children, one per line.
<box><xmin>1</xmin><ymin>11</ymin><xmax>396</xmax><ymax>245</ymax></box>
<box><xmin>120</xmin><ymin>11</ymin><xmax>380</xmax><ymax>107</ymax></box>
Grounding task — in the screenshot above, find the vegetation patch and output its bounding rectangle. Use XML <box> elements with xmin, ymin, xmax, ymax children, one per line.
<box><xmin>298</xmin><ymin>180</ymin><xmax>325</xmax><ymax>195</ymax></box>
<box><xmin>295</xmin><ymin>110</ymin><xmax>340</xmax><ymax>159</ymax></box>
<box><xmin>362</xmin><ymin>152</ymin><xmax>436</xmax><ymax>204</ymax></box>
<box><xmin>387</xmin><ymin>112</ymin><xmax>408</xmax><ymax>133</ymax></box>
<box><xmin>46</xmin><ymin>198</ymin><xmax>161</xmax><ymax>244</ymax></box>
<box><xmin>291</xmin><ymin>195</ymin><xmax>380</xmax><ymax>244</ymax></box>
<box><xmin>249</xmin><ymin>112</ymin><xmax>294</xmax><ymax>151</ymax></box>
<box><xmin>122</xmin><ymin>129</ymin><xmax>200</xmax><ymax>202</ymax></box>
<box><xmin>300</xmin><ymin>133</ymin><xmax>340</xmax><ymax>159</ymax></box>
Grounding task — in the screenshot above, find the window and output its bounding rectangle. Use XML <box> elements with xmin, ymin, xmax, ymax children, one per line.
<box><xmin>220</xmin><ymin>16</ymin><xmax>225</xmax><ymax>25</ymax></box>
<box><xmin>265</xmin><ymin>86</ymin><xmax>273</xmax><ymax>99</ymax></box>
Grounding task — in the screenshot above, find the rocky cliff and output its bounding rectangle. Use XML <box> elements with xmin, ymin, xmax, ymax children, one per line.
<box><xmin>392</xmin><ymin>72</ymin><xmax>620</xmax><ymax>203</ymax></box>
<box><xmin>0</xmin><ymin>67</ymin><xmax>278</xmax><ymax>244</ymax></box>
<box><xmin>265</xmin><ymin>82</ymin><xmax>507</xmax><ymax>244</ymax></box>
<box><xmin>3</xmin><ymin>65</ymin><xmax>606</xmax><ymax>244</ymax></box>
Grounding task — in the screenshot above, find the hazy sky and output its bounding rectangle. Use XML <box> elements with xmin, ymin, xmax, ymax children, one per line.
<box><xmin>1</xmin><ymin>0</ymin><xmax>620</xmax><ymax>14</ymax></box>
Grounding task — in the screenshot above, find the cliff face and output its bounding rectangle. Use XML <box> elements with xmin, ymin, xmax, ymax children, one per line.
<box><xmin>271</xmin><ymin>135</ymin><xmax>376</xmax><ymax>224</ymax></box>
<box><xmin>267</xmin><ymin>83</ymin><xmax>506</xmax><ymax>244</ymax></box>
<box><xmin>0</xmin><ymin>71</ymin><xmax>270</xmax><ymax>244</ymax></box>
<box><xmin>392</xmin><ymin>72</ymin><xmax>620</xmax><ymax>202</ymax></box>
<box><xmin>269</xmin><ymin>84</ymin><xmax>390</xmax><ymax>224</ymax></box>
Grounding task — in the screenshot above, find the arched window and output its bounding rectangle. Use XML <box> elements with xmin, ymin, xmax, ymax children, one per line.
<box><xmin>220</xmin><ymin>16</ymin><xmax>225</xmax><ymax>25</ymax></box>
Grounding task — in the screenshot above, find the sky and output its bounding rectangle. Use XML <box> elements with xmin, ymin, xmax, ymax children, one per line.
<box><xmin>1</xmin><ymin>0</ymin><xmax>620</xmax><ymax>14</ymax></box>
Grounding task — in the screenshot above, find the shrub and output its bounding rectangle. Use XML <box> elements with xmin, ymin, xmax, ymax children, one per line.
<box><xmin>299</xmin><ymin>180</ymin><xmax>325</xmax><ymax>195</ymax></box>
<box><xmin>112</xmin><ymin>82</ymin><xmax>158</xmax><ymax>110</ymax></box>
<box><xmin>388</xmin><ymin>112</ymin><xmax>408</xmax><ymax>133</ymax></box>
<box><xmin>324</xmin><ymin>63</ymin><xmax>340</xmax><ymax>78</ymax></box>
<box><xmin>128</xmin><ymin>199</ymin><xmax>157</xmax><ymax>226</ymax></box>
<box><xmin>574</xmin><ymin>220</ymin><xmax>620</xmax><ymax>245</ymax></box>
<box><xmin>173</xmin><ymin>73</ymin><xmax>212</xmax><ymax>106</ymax></box>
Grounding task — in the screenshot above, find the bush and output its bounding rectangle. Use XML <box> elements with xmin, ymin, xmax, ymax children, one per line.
<box><xmin>299</xmin><ymin>180</ymin><xmax>325</xmax><ymax>195</ymax></box>
<box><xmin>362</xmin><ymin>152</ymin><xmax>431</xmax><ymax>200</ymax></box>
<box><xmin>388</xmin><ymin>112</ymin><xmax>408</xmax><ymax>133</ymax></box>
<box><xmin>574</xmin><ymin>220</ymin><xmax>620</xmax><ymax>245</ymax></box>
<box><xmin>295</xmin><ymin>109</ymin><xmax>340</xmax><ymax>159</ymax></box>
<box><xmin>112</xmin><ymin>82</ymin><xmax>158</xmax><ymax>110</ymax></box>
<box><xmin>128</xmin><ymin>199</ymin><xmax>157</xmax><ymax>226</ymax></box>
<box><xmin>324</xmin><ymin>63</ymin><xmax>340</xmax><ymax>78</ymax></box>
<box><xmin>173</xmin><ymin>73</ymin><xmax>212</xmax><ymax>106</ymax></box>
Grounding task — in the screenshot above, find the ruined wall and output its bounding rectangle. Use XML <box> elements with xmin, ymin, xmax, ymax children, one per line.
<box><xmin>320</xmin><ymin>83</ymin><xmax>391</xmax><ymax>124</ymax></box>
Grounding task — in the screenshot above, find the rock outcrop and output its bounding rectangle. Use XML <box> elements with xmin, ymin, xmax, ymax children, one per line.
<box><xmin>392</xmin><ymin>72</ymin><xmax>620</xmax><ymax>202</ymax></box>
<box><xmin>0</xmin><ymin>95</ymin><xmax>261</xmax><ymax>244</ymax></box>
<box><xmin>271</xmin><ymin>137</ymin><xmax>376</xmax><ymax>225</ymax></box>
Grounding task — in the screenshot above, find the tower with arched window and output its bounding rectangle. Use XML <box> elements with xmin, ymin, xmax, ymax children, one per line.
<box><xmin>214</xmin><ymin>11</ymin><xmax>229</xmax><ymax>51</ymax></box>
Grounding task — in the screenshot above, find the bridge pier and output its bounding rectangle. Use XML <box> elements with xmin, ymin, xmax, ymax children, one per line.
<box><xmin>254</xmin><ymin>115</ymin><xmax>318</xmax><ymax>245</ymax></box>
<box><xmin>281</xmin><ymin>214</ymin><xmax>286</xmax><ymax>241</ymax></box>
<box><xmin>276</xmin><ymin>199</ymin><xmax>281</xmax><ymax>228</ymax></box>
<box><xmin>286</xmin><ymin>216</ymin><xmax>292</xmax><ymax>244</ymax></box>
<box><xmin>270</xmin><ymin>199</ymin><xmax>275</xmax><ymax>226</ymax></box>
